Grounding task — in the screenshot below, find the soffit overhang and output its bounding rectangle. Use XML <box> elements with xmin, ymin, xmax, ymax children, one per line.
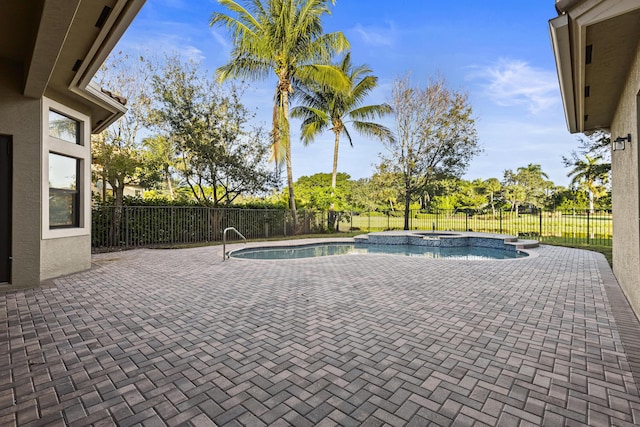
<box><xmin>0</xmin><ymin>0</ymin><xmax>145</xmax><ymax>133</ymax></box>
<box><xmin>549</xmin><ymin>0</ymin><xmax>640</xmax><ymax>134</ymax></box>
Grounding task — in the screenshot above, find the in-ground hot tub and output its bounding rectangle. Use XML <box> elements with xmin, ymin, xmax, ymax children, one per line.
<box><xmin>353</xmin><ymin>230</ymin><xmax>539</xmax><ymax>251</ymax></box>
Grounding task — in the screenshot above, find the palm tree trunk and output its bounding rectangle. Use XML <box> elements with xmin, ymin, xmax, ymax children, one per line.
<box><xmin>281</xmin><ymin>88</ymin><xmax>298</xmax><ymax>231</ymax></box>
<box><xmin>404</xmin><ymin>181</ymin><xmax>411</xmax><ymax>230</ymax></box>
<box><xmin>328</xmin><ymin>130</ymin><xmax>340</xmax><ymax>232</ymax></box>
<box><xmin>491</xmin><ymin>193</ymin><xmax>496</xmax><ymax>219</ymax></box>
<box><xmin>330</xmin><ymin>130</ymin><xmax>340</xmax><ymax>205</ymax></box>
<box><xmin>166</xmin><ymin>167</ymin><xmax>174</xmax><ymax>200</ymax></box>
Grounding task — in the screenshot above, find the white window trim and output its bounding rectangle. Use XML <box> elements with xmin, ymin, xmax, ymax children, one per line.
<box><xmin>42</xmin><ymin>97</ymin><xmax>91</xmax><ymax>239</ymax></box>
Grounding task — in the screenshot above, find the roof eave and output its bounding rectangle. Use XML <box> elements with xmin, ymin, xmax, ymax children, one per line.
<box><xmin>549</xmin><ymin>14</ymin><xmax>580</xmax><ymax>133</ymax></box>
<box><xmin>70</xmin><ymin>0</ymin><xmax>145</xmax><ymax>133</ymax></box>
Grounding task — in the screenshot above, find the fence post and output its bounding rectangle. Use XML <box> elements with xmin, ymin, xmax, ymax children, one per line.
<box><xmin>465</xmin><ymin>212</ymin><xmax>469</xmax><ymax>231</ymax></box>
<box><xmin>587</xmin><ymin>210</ymin><xmax>590</xmax><ymax>244</ymax></box>
<box><xmin>499</xmin><ymin>209</ymin><xmax>502</xmax><ymax>234</ymax></box>
<box><xmin>539</xmin><ymin>209</ymin><xmax>543</xmax><ymax>241</ymax></box>
<box><xmin>171</xmin><ymin>207</ymin><xmax>175</xmax><ymax>244</ymax></box>
<box><xmin>125</xmin><ymin>207</ymin><xmax>129</xmax><ymax>248</ymax></box>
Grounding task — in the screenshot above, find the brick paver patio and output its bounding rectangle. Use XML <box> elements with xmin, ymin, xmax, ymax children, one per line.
<box><xmin>2</xmin><ymin>240</ymin><xmax>640</xmax><ymax>426</ymax></box>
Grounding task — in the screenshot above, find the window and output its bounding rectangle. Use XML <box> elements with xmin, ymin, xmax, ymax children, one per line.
<box><xmin>42</xmin><ymin>97</ymin><xmax>91</xmax><ymax>238</ymax></box>
<box><xmin>48</xmin><ymin>110</ymin><xmax>81</xmax><ymax>145</ymax></box>
<box><xmin>48</xmin><ymin>153</ymin><xmax>80</xmax><ymax>227</ymax></box>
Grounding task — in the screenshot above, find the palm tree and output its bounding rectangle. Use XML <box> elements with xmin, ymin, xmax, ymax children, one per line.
<box><xmin>567</xmin><ymin>154</ymin><xmax>609</xmax><ymax>213</ymax></box>
<box><xmin>291</xmin><ymin>53</ymin><xmax>393</xmax><ymax>228</ymax></box>
<box><xmin>210</xmin><ymin>0</ymin><xmax>349</xmax><ymax>227</ymax></box>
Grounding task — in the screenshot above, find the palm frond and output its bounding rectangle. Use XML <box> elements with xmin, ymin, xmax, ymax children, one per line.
<box><xmin>296</xmin><ymin>64</ymin><xmax>349</xmax><ymax>93</ymax></box>
<box><xmin>215</xmin><ymin>54</ymin><xmax>271</xmax><ymax>82</ymax></box>
<box><xmin>351</xmin><ymin>75</ymin><xmax>378</xmax><ymax>101</ymax></box>
<box><xmin>351</xmin><ymin>121</ymin><xmax>396</xmax><ymax>143</ymax></box>
<box><xmin>292</xmin><ymin>105</ymin><xmax>329</xmax><ymax>144</ymax></box>
<box><xmin>348</xmin><ymin>103</ymin><xmax>393</xmax><ymax>121</ymax></box>
<box><xmin>210</xmin><ymin>0</ymin><xmax>262</xmax><ymax>42</ymax></box>
<box><xmin>341</xmin><ymin>125</ymin><xmax>353</xmax><ymax>147</ymax></box>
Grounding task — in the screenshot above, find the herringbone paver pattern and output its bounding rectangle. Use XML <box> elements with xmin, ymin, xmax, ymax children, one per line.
<box><xmin>1</xmin><ymin>241</ymin><xmax>640</xmax><ymax>426</ymax></box>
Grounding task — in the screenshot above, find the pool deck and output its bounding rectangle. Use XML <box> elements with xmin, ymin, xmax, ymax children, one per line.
<box><xmin>2</xmin><ymin>239</ymin><xmax>640</xmax><ymax>426</ymax></box>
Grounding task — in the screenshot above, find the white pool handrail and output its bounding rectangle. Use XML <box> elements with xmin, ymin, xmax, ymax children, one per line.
<box><xmin>222</xmin><ymin>227</ymin><xmax>247</xmax><ymax>261</ymax></box>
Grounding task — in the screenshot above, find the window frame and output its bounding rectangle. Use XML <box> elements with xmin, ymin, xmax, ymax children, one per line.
<box><xmin>48</xmin><ymin>153</ymin><xmax>81</xmax><ymax>228</ymax></box>
<box><xmin>42</xmin><ymin>97</ymin><xmax>91</xmax><ymax>239</ymax></box>
<box><xmin>48</xmin><ymin>109</ymin><xmax>81</xmax><ymax>145</ymax></box>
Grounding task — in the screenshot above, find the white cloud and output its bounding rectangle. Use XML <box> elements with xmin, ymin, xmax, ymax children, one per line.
<box><xmin>210</xmin><ymin>28</ymin><xmax>232</xmax><ymax>51</ymax></box>
<box><xmin>350</xmin><ymin>23</ymin><xmax>396</xmax><ymax>47</ymax></box>
<box><xmin>120</xmin><ymin>30</ymin><xmax>205</xmax><ymax>62</ymax></box>
<box><xmin>468</xmin><ymin>59</ymin><xmax>559</xmax><ymax>114</ymax></box>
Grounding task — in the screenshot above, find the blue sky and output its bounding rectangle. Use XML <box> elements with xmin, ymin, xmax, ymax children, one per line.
<box><xmin>117</xmin><ymin>0</ymin><xmax>578</xmax><ymax>187</ymax></box>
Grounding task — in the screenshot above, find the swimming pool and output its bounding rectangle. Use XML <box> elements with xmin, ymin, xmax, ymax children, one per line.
<box><xmin>229</xmin><ymin>243</ymin><xmax>528</xmax><ymax>260</ymax></box>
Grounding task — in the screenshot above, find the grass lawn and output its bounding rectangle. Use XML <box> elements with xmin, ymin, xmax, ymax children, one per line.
<box><xmin>541</xmin><ymin>237</ymin><xmax>613</xmax><ymax>267</ymax></box>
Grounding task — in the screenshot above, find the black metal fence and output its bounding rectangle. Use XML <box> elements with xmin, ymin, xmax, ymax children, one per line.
<box><xmin>343</xmin><ymin>209</ymin><xmax>612</xmax><ymax>246</ymax></box>
<box><xmin>91</xmin><ymin>206</ymin><xmax>326</xmax><ymax>250</ymax></box>
<box><xmin>92</xmin><ymin>206</ymin><xmax>612</xmax><ymax>251</ymax></box>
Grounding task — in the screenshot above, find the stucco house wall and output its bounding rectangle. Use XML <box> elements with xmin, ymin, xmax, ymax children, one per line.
<box><xmin>550</xmin><ymin>0</ymin><xmax>640</xmax><ymax>320</ymax></box>
<box><xmin>0</xmin><ymin>1</ymin><xmax>145</xmax><ymax>289</ymax></box>
<box><xmin>41</xmin><ymin>237</ymin><xmax>92</xmax><ymax>280</ymax></box>
<box><xmin>0</xmin><ymin>62</ymin><xmax>97</xmax><ymax>286</ymax></box>
<box><xmin>0</xmin><ymin>61</ymin><xmax>42</xmax><ymax>287</ymax></box>
<box><xmin>611</xmin><ymin>41</ymin><xmax>640</xmax><ymax>315</ymax></box>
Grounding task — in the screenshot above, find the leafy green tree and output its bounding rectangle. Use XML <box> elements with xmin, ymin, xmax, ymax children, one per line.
<box><xmin>421</xmin><ymin>178</ymin><xmax>460</xmax><ymax>210</ymax></box>
<box><xmin>547</xmin><ymin>186</ymin><xmax>587</xmax><ymax>211</ymax></box>
<box><xmin>457</xmin><ymin>179</ymin><xmax>487</xmax><ymax>211</ymax></box>
<box><xmin>151</xmin><ymin>56</ymin><xmax>275</xmax><ymax>208</ymax></box>
<box><xmin>92</xmin><ymin>132</ymin><xmax>142</xmax><ymax>204</ymax></box>
<box><xmin>565</xmin><ymin>130</ymin><xmax>611</xmax><ymax>163</ymax></box>
<box><xmin>92</xmin><ymin>51</ymin><xmax>157</xmax><ymax>208</ymax></box>
<box><xmin>432</xmin><ymin>195</ymin><xmax>458</xmax><ymax>211</ymax></box>
<box><xmin>210</xmin><ymin>0</ymin><xmax>349</xmax><ymax>226</ymax></box>
<box><xmin>503</xmin><ymin>164</ymin><xmax>552</xmax><ymax>211</ymax></box>
<box><xmin>141</xmin><ymin>135</ymin><xmax>177</xmax><ymax>200</ymax></box>
<box><xmin>381</xmin><ymin>74</ymin><xmax>480</xmax><ymax>229</ymax></box>
<box><xmin>291</xmin><ymin>52</ymin><xmax>393</xmax><ymax>228</ymax></box>
<box><xmin>566</xmin><ymin>154</ymin><xmax>609</xmax><ymax>213</ymax></box>
<box><xmin>347</xmin><ymin>167</ymin><xmax>403</xmax><ymax>212</ymax></box>
<box><xmin>484</xmin><ymin>178</ymin><xmax>502</xmax><ymax>218</ymax></box>
<box><xmin>293</xmin><ymin>172</ymin><xmax>351</xmax><ymax>210</ymax></box>
<box><xmin>502</xmin><ymin>182</ymin><xmax>527</xmax><ymax>214</ymax></box>
<box><xmin>371</xmin><ymin>167</ymin><xmax>403</xmax><ymax>212</ymax></box>
<box><xmin>348</xmin><ymin>178</ymin><xmax>379</xmax><ymax>211</ymax></box>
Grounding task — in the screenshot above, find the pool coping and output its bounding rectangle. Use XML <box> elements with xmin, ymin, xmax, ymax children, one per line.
<box><xmin>226</xmin><ymin>232</ymin><xmax>538</xmax><ymax>260</ymax></box>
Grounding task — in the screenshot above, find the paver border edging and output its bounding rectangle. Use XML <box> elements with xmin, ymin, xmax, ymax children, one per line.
<box><xmin>598</xmin><ymin>253</ymin><xmax>640</xmax><ymax>390</ymax></box>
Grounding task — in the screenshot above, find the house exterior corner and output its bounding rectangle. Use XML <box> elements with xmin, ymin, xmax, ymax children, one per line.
<box><xmin>611</xmin><ymin>40</ymin><xmax>640</xmax><ymax>315</ymax></box>
<box><xmin>550</xmin><ymin>0</ymin><xmax>640</xmax><ymax>318</ymax></box>
<box><xmin>0</xmin><ymin>0</ymin><xmax>145</xmax><ymax>288</ymax></box>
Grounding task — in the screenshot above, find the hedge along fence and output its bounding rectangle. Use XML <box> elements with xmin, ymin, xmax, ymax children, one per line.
<box><xmin>91</xmin><ymin>205</ymin><xmax>326</xmax><ymax>250</ymax></box>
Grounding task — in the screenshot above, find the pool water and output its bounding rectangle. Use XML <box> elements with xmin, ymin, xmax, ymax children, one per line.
<box><xmin>230</xmin><ymin>243</ymin><xmax>528</xmax><ymax>260</ymax></box>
